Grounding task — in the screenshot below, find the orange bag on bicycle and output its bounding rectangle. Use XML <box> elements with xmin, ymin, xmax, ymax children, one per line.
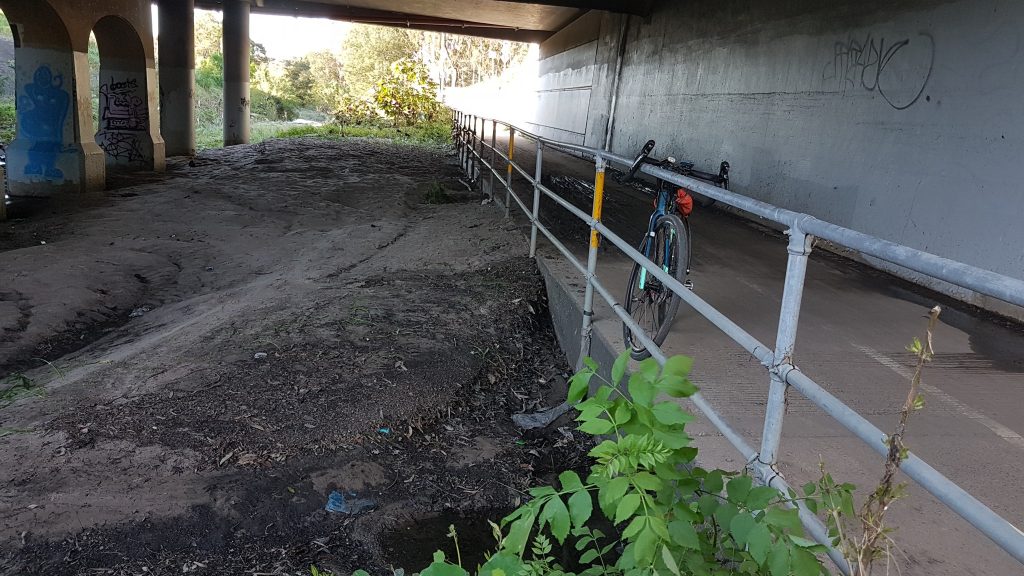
<box><xmin>675</xmin><ymin>188</ymin><xmax>694</xmax><ymax>217</ymax></box>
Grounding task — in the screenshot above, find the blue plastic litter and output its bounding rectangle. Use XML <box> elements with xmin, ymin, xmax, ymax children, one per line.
<box><xmin>325</xmin><ymin>490</ymin><xmax>376</xmax><ymax>514</ymax></box>
<box><xmin>378</xmin><ymin>427</ymin><xmax>391</xmax><ymax>435</ymax></box>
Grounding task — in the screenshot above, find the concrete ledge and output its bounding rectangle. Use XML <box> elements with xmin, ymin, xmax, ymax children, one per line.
<box><xmin>535</xmin><ymin>253</ymin><xmax>620</xmax><ymax>384</ymax></box>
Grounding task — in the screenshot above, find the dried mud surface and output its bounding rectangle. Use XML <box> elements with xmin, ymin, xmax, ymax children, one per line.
<box><xmin>0</xmin><ymin>138</ymin><xmax>589</xmax><ymax>575</ymax></box>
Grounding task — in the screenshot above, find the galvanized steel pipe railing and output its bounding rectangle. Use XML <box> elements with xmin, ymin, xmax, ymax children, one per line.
<box><xmin>448</xmin><ymin>110</ymin><xmax>1024</xmax><ymax>569</ymax></box>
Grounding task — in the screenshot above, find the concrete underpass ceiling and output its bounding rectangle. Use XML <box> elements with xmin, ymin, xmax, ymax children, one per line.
<box><xmin>192</xmin><ymin>0</ymin><xmax>652</xmax><ymax>42</ymax></box>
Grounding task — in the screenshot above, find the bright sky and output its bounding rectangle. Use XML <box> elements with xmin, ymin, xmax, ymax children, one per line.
<box><xmin>249</xmin><ymin>14</ymin><xmax>352</xmax><ymax>59</ymax></box>
<box><xmin>152</xmin><ymin>8</ymin><xmax>352</xmax><ymax>61</ymax></box>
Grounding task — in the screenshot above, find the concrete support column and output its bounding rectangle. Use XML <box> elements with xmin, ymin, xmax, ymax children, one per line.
<box><xmin>158</xmin><ymin>0</ymin><xmax>196</xmax><ymax>156</ymax></box>
<box><xmin>7</xmin><ymin>47</ymin><xmax>105</xmax><ymax>196</ymax></box>
<box><xmin>93</xmin><ymin>15</ymin><xmax>164</xmax><ymax>173</ymax></box>
<box><xmin>222</xmin><ymin>0</ymin><xmax>250</xmax><ymax>146</ymax></box>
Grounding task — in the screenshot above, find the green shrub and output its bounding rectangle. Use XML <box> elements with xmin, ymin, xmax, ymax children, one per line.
<box><xmin>251</xmin><ymin>88</ymin><xmax>299</xmax><ymax>122</ymax></box>
<box><xmin>394</xmin><ymin>308</ymin><xmax>945</xmax><ymax>576</ymax></box>
<box><xmin>333</xmin><ymin>95</ymin><xmax>381</xmax><ymax>125</ymax></box>
<box><xmin>400</xmin><ymin>351</ymin><xmax>834</xmax><ymax>576</ymax></box>
<box><xmin>373</xmin><ymin>59</ymin><xmax>444</xmax><ymax>126</ymax></box>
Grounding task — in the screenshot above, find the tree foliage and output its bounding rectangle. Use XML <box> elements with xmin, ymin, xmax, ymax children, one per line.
<box><xmin>280</xmin><ymin>58</ymin><xmax>315</xmax><ymax>106</ymax></box>
<box><xmin>165</xmin><ymin>14</ymin><xmax>532</xmax><ymax>141</ymax></box>
<box><xmin>373</xmin><ymin>59</ymin><xmax>443</xmax><ymax>125</ymax></box>
<box><xmin>341</xmin><ymin>25</ymin><xmax>422</xmax><ymax>97</ymax></box>
<box><xmin>424</xmin><ymin>33</ymin><xmax>532</xmax><ymax>88</ymax></box>
<box><xmin>304</xmin><ymin>50</ymin><xmax>346</xmax><ymax>112</ymax></box>
<box><xmin>194</xmin><ymin>12</ymin><xmax>222</xmax><ymax>63</ymax></box>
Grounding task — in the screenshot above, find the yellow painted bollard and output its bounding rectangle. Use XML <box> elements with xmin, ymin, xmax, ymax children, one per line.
<box><xmin>577</xmin><ymin>157</ymin><xmax>606</xmax><ymax>369</ymax></box>
<box><xmin>590</xmin><ymin>163</ymin><xmax>606</xmax><ymax>248</ymax></box>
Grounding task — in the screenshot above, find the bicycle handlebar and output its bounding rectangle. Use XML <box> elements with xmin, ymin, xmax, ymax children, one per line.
<box><xmin>620</xmin><ymin>139</ymin><xmax>731</xmax><ymax>190</ymax></box>
<box><xmin>622</xmin><ymin>139</ymin><xmax>656</xmax><ymax>182</ymax></box>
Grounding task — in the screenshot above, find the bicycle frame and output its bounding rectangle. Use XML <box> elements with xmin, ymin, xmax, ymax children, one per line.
<box><xmin>638</xmin><ymin>182</ymin><xmax>677</xmax><ymax>290</ymax></box>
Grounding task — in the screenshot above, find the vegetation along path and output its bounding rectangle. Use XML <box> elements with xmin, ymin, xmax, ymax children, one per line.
<box><xmin>0</xmin><ymin>137</ymin><xmax>589</xmax><ymax>574</ymax></box>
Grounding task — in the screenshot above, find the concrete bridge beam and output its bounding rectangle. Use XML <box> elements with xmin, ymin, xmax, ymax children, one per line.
<box><xmin>158</xmin><ymin>0</ymin><xmax>196</xmax><ymax>157</ymax></box>
<box><xmin>223</xmin><ymin>0</ymin><xmax>251</xmax><ymax>146</ymax></box>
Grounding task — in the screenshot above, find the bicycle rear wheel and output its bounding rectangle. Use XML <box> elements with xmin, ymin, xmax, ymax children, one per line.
<box><xmin>623</xmin><ymin>214</ymin><xmax>689</xmax><ymax>360</ymax></box>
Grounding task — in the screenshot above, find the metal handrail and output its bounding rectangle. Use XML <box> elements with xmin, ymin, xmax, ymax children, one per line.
<box><xmin>451</xmin><ymin>110</ymin><xmax>1024</xmax><ymax>572</ymax></box>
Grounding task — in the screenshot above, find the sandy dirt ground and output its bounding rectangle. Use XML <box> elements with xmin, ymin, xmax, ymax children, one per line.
<box><xmin>0</xmin><ymin>138</ymin><xmax>588</xmax><ymax>575</ymax></box>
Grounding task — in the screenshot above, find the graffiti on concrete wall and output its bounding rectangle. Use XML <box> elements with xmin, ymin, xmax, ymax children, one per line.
<box><xmin>100</xmin><ymin>77</ymin><xmax>148</xmax><ymax>131</ymax></box>
<box><xmin>822</xmin><ymin>32</ymin><xmax>935</xmax><ymax>110</ymax></box>
<box><xmin>98</xmin><ymin>76</ymin><xmax>149</xmax><ymax>165</ymax></box>
<box><xmin>17</xmin><ymin>65</ymin><xmax>70</xmax><ymax>182</ymax></box>
<box><xmin>99</xmin><ymin>132</ymin><xmax>146</xmax><ymax>163</ymax></box>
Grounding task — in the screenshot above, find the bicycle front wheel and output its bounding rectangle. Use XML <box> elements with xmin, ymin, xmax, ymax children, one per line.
<box><xmin>622</xmin><ymin>214</ymin><xmax>689</xmax><ymax>360</ymax></box>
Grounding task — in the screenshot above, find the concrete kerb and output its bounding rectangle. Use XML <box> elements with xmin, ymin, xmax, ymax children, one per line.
<box><xmin>535</xmin><ymin>253</ymin><xmax>619</xmax><ymax>384</ymax></box>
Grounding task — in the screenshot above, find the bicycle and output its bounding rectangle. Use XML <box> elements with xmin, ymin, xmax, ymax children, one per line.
<box><xmin>619</xmin><ymin>139</ymin><xmax>730</xmax><ymax>360</ymax></box>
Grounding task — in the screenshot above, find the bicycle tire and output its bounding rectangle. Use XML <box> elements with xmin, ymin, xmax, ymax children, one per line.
<box><xmin>622</xmin><ymin>214</ymin><xmax>689</xmax><ymax>360</ymax></box>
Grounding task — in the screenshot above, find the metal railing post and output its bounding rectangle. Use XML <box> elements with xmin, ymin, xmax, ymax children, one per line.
<box><xmin>459</xmin><ymin>112</ymin><xmax>467</xmax><ymax>171</ymax></box>
<box><xmin>475</xmin><ymin>115</ymin><xmax>482</xmax><ymax>181</ymax></box>
<box><xmin>464</xmin><ymin>113</ymin><xmax>471</xmax><ymax>172</ymax></box>
<box><xmin>455</xmin><ymin>111</ymin><xmax>462</xmax><ymax>168</ymax></box>
<box><xmin>490</xmin><ymin>120</ymin><xmax>497</xmax><ymax>199</ymax></box>
<box><xmin>505</xmin><ymin>127</ymin><xmax>516</xmax><ymax>218</ymax></box>
<box><xmin>577</xmin><ymin>156</ymin><xmax>606</xmax><ymax>369</ymax></box>
<box><xmin>530</xmin><ymin>141</ymin><xmax>544</xmax><ymax>257</ymax></box>
<box><xmin>476</xmin><ymin>116</ymin><xmax>483</xmax><ymax>181</ymax></box>
<box><xmin>759</xmin><ymin>228</ymin><xmax>814</xmax><ymax>465</ymax></box>
<box><xmin>471</xmin><ymin>115</ymin><xmax>478</xmax><ymax>179</ymax></box>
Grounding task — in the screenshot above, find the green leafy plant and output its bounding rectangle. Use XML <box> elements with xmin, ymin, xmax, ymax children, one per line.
<box><xmin>373</xmin><ymin>309</ymin><xmax>942</xmax><ymax>576</ymax></box>
<box><xmin>0</xmin><ymin>374</ymin><xmax>44</xmax><ymax>408</ymax></box>
<box><xmin>416</xmin><ymin>351</ymin><xmax>830</xmax><ymax>576</ymax></box>
<box><xmin>373</xmin><ymin>59</ymin><xmax>444</xmax><ymax>126</ymax></box>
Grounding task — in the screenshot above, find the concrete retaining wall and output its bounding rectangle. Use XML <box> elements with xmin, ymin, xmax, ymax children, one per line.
<box><xmin>534</xmin><ymin>0</ymin><xmax>1024</xmax><ymax>315</ymax></box>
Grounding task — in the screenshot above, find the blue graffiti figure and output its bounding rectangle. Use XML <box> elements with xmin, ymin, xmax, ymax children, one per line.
<box><xmin>18</xmin><ymin>65</ymin><xmax>70</xmax><ymax>181</ymax></box>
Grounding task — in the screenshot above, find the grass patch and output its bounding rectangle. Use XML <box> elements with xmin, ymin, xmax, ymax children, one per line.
<box><xmin>196</xmin><ymin>124</ymin><xmax>224</xmax><ymax>151</ymax></box>
<box><xmin>274</xmin><ymin>120</ymin><xmax>451</xmax><ymax>147</ymax></box>
<box><xmin>196</xmin><ymin>120</ymin><xmax>450</xmax><ymax>151</ymax></box>
<box><xmin>0</xmin><ymin>374</ymin><xmax>44</xmax><ymax>408</ymax></box>
<box><xmin>0</xmin><ymin>427</ymin><xmax>33</xmax><ymax>438</ymax></box>
<box><xmin>422</xmin><ymin>181</ymin><xmax>454</xmax><ymax>204</ymax></box>
<box><xmin>195</xmin><ymin>119</ymin><xmax>452</xmax><ymax>151</ymax></box>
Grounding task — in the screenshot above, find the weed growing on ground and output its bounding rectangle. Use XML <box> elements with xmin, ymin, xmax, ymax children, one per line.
<box><xmin>423</xmin><ymin>181</ymin><xmax>454</xmax><ymax>204</ymax></box>
<box><xmin>386</xmin><ymin>308</ymin><xmax>942</xmax><ymax>576</ymax></box>
<box><xmin>0</xmin><ymin>374</ymin><xmax>44</xmax><ymax>408</ymax></box>
<box><xmin>0</xmin><ymin>427</ymin><xmax>33</xmax><ymax>437</ymax></box>
<box><xmin>407</xmin><ymin>352</ymin><xmax>830</xmax><ymax>576</ymax></box>
<box><xmin>813</xmin><ymin>305</ymin><xmax>942</xmax><ymax>576</ymax></box>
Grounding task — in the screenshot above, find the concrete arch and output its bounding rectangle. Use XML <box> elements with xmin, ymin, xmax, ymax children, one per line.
<box><xmin>0</xmin><ymin>0</ymin><xmax>70</xmax><ymax>50</ymax></box>
<box><xmin>0</xmin><ymin>0</ymin><xmax>104</xmax><ymax>197</ymax></box>
<box><xmin>92</xmin><ymin>15</ymin><xmax>160</xmax><ymax>171</ymax></box>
